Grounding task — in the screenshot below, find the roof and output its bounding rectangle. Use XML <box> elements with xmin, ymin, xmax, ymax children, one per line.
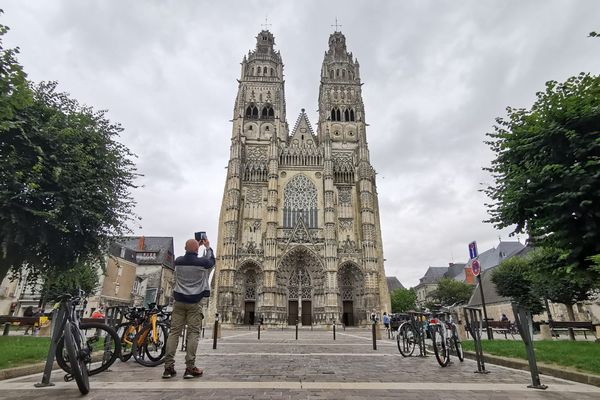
<box><xmin>467</xmin><ymin>265</ymin><xmax>511</xmax><ymax>306</ymax></box>
<box><xmin>418</xmin><ymin>266</ymin><xmax>448</xmax><ymax>285</ymax></box>
<box><xmin>445</xmin><ymin>263</ymin><xmax>467</xmax><ymax>280</ymax></box>
<box><xmin>387</xmin><ymin>277</ymin><xmax>405</xmax><ymax>292</ymax></box>
<box><xmin>117</xmin><ymin>236</ymin><xmax>175</xmax><ymax>269</ymax></box>
<box><xmin>466</xmin><ymin>241</ymin><xmax>525</xmax><ymax>272</ymax></box>
<box><xmin>468</xmin><ymin>243</ymin><xmax>531</xmax><ymax>307</ymax></box>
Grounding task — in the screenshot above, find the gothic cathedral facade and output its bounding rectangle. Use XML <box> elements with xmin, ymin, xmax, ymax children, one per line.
<box><xmin>210</xmin><ymin>30</ymin><xmax>391</xmax><ymax>326</ymax></box>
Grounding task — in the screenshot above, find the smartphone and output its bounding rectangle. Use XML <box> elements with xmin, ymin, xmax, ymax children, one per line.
<box><xmin>194</xmin><ymin>231</ymin><xmax>207</xmax><ymax>242</ymax></box>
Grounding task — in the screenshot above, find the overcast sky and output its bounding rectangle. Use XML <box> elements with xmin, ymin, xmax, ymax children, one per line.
<box><xmin>3</xmin><ymin>1</ymin><xmax>599</xmax><ymax>288</ymax></box>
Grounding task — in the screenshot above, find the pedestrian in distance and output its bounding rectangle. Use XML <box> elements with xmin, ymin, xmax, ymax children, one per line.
<box><xmin>162</xmin><ymin>236</ymin><xmax>215</xmax><ymax>379</ymax></box>
<box><xmin>383</xmin><ymin>312</ymin><xmax>390</xmax><ymax>329</ymax></box>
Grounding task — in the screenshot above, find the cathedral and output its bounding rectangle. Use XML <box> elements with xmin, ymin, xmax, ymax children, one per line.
<box><xmin>209</xmin><ymin>29</ymin><xmax>391</xmax><ymax>326</ymax></box>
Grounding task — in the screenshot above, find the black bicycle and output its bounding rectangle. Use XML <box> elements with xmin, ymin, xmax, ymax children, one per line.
<box><xmin>53</xmin><ymin>294</ymin><xmax>121</xmax><ymax>394</ymax></box>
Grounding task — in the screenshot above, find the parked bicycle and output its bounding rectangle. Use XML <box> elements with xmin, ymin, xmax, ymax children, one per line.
<box><xmin>429</xmin><ymin>307</ymin><xmax>464</xmax><ymax>367</ymax></box>
<box><xmin>53</xmin><ymin>293</ymin><xmax>121</xmax><ymax>394</ymax></box>
<box><xmin>396</xmin><ymin>311</ymin><xmax>427</xmax><ymax>357</ymax></box>
<box><xmin>130</xmin><ymin>303</ymin><xmax>170</xmax><ymax>366</ymax></box>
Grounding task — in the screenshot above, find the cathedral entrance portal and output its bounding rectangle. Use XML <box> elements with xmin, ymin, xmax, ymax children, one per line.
<box><xmin>288</xmin><ymin>300</ymin><xmax>298</xmax><ymax>325</ymax></box>
<box><xmin>244</xmin><ymin>301</ymin><xmax>255</xmax><ymax>325</ymax></box>
<box><xmin>342</xmin><ymin>300</ymin><xmax>353</xmax><ymax>326</ymax></box>
<box><xmin>278</xmin><ymin>246</ymin><xmax>325</xmax><ymax>325</ymax></box>
<box><xmin>338</xmin><ymin>262</ymin><xmax>365</xmax><ymax>326</ymax></box>
<box><xmin>288</xmin><ymin>265</ymin><xmax>311</xmax><ymax>325</ymax></box>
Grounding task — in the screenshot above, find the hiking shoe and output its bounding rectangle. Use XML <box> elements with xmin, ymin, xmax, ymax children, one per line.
<box><xmin>162</xmin><ymin>367</ymin><xmax>177</xmax><ymax>379</ymax></box>
<box><xmin>183</xmin><ymin>366</ymin><xmax>203</xmax><ymax>379</ymax></box>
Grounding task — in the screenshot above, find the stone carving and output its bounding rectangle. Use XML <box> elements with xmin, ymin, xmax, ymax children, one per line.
<box><xmin>338</xmin><ymin>187</ymin><xmax>352</xmax><ymax>205</ymax></box>
<box><xmin>338</xmin><ymin>218</ymin><xmax>353</xmax><ymax>231</ymax></box>
<box><xmin>245</xmin><ymin>146</ymin><xmax>268</xmax><ymax>163</ymax></box>
<box><xmin>339</xmin><ymin>235</ymin><xmax>357</xmax><ymax>254</ymax></box>
<box><xmin>238</xmin><ymin>239</ymin><xmax>264</xmax><ymax>256</ymax></box>
<box><xmin>246</xmin><ymin>188</ymin><xmax>262</xmax><ymax>204</ymax></box>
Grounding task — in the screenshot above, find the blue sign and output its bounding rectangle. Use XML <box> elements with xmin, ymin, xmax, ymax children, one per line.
<box><xmin>468</xmin><ymin>241</ymin><xmax>478</xmax><ymax>260</ymax></box>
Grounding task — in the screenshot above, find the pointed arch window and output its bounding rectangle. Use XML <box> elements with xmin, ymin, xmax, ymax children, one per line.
<box><xmin>350</xmin><ymin>109</ymin><xmax>355</xmax><ymax>121</ymax></box>
<box><xmin>246</xmin><ymin>105</ymin><xmax>259</xmax><ymax>119</ymax></box>
<box><xmin>344</xmin><ymin>109</ymin><xmax>350</xmax><ymax>121</ymax></box>
<box><xmin>263</xmin><ymin>66</ymin><xmax>268</xmax><ymax>74</ymax></box>
<box><xmin>283</xmin><ymin>175</ymin><xmax>318</xmax><ymax>228</ymax></box>
<box><xmin>261</xmin><ymin>104</ymin><xmax>274</xmax><ymax>119</ymax></box>
<box><xmin>331</xmin><ymin>107</ymin><xmax>342</xmax><ymax>122</ymax></box>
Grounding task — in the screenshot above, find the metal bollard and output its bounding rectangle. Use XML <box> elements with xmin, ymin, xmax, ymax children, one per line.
<box><xmin>212</xmin><ymin>313</ymin><xmax>219</xmax><ymax>350</ymax></box>
<box><xmin>202</xmin><ymin>327</ymin><xmax>205</xmax><ymax>338</ymax></box>
<box><xmin>372</xmin><ymin>322</ymin><xmax>377</xmax><ymax>350</ymax></box>
<box><xmin>3</xmin><ymin>323</ymin><xmax>10</xmax><ymax>336</ymax></box>
<box><xmin>333</xmin><ymin>321</ymin><xmax>336</xmax><ymax>341</ymax></box>
<box><xmin>180</xmin><ymin>325</ymin><xmax>187</xmax><ymax>351</ymax></box>
<box><xmin>295</xmin><ymin>323</ymin><xmax>298</xmax><ymax>340</ymax></box>
<box><xmin>258</xmin><ymin>324</ymin><xmax>261</xmax><ymax>340</ymax></box>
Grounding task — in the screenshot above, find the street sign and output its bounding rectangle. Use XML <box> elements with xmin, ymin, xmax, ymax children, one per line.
<box><xmin>472</xmin><ymin>259</ymin><xmax>481</xmax><ymax>277</ymax></box>
<box><xmin>468</xmin><ymin>241</ymin><xmax>478</xmax><ymax>260</ymax></box>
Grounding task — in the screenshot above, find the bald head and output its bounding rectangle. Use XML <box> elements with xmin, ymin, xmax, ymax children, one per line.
<box><xmin>185</xmin><ymin>239</ymin><xmax>200</xmax><ymax>253</ymax></box>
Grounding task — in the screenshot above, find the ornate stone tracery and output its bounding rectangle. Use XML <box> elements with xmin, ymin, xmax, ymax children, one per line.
<box><xmin>213</xmin><ymin>30</ymin><xmax>390</xmax><ymax>327</ymax></box>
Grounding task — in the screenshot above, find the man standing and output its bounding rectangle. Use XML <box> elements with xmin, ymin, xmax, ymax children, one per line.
<box><xmin>162</xmin><ymin>237</ymin><xmax>215</xmax><ymax>379</ymax></box>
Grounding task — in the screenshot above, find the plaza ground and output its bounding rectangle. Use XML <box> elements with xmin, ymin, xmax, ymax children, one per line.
<box><xmin>0</xmin><ymin>327</ymin><xmax>599</xmax><ymax>399</ymax></box>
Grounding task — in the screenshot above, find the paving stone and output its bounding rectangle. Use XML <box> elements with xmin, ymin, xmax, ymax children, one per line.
<box><xmin>0</xmin><ymin>328</ymin><xmax>598</xmax><ymax>399</ymax></box>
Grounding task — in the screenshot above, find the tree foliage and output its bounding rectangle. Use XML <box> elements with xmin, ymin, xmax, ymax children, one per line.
<box><xmin>40</xmin><ymin>263</ymin><xmax>100</xmax><ymax>303</ymax></box>
<box><xmin>429</xmin><ymin>278</ymin><xmax>473</xmax><ymax>306</ymax></box>
<box><xmin>0</xmin><ymin>18</ymin><xmax>138</xmax><ymax>283</ymax></box>
<box><xmin>491</xmin><ymin>256</ymin><xmax>545</xmax><ymax>315</ymax></box>
<box><xmin>484</xmin><ymin>73</ymin><xmax>600</xmax><ymax>279</ymax></box>
<box><xmin>528</xmin><ymin>248</ymin><xmax>594</xmax><ymax>309</ymax></box>
<box><xmin>390</xmin><ymin>288</ymin><xmax>417</xmax><ymax>313</ymax></box>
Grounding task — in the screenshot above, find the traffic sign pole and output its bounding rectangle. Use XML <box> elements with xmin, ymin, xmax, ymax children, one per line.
<box><xmin>468</xmin><ymin>242</ymin><xmax>491</xmax><ymax>340</ymax></box>
<box><xmin>477</xmin><ymin>273</ymin><xmax>492</xmax><ymax>340</ymax></box>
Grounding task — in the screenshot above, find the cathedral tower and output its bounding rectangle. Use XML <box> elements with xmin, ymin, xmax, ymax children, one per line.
<box><xmin>210</xmin><ymin>29</ymin><xmax>390</xmax><ymax>327</ymax></box>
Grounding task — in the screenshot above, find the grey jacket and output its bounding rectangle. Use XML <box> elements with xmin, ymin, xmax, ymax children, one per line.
<box><xmin>172</xmin><ymin>248</ymin><xmax>215</xmax><ymax>303</ymax></box>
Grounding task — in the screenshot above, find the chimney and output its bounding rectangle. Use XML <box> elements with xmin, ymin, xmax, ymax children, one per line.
<box><xmin>138</xmin><ymin>236</ymin><xmax>145</xmax><ymax>250</ymax></box>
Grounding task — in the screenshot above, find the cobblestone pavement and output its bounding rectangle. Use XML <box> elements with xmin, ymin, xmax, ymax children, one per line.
<box><xmin>1</xmin><ymin>327</ymin><xmax>599</xmax><ymax>399</ymax></box>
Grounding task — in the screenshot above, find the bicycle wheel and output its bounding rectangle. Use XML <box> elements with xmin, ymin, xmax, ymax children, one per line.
<box><xmin>451</xmin><ymin>326</ymin><xmax>464</xmax><ymax>362</ymax></box>
<box><xmin>431</xmin><ymin>325</ymin><xmax>449</xmax><ymax>367</ymax></box>
<box><xmin>116</xmin><ymin>322</ymin><xmax>138</xmax><ymax>362</ymax></box>
<box><xmin>132</xmin><ymin>322</ymin><xmax>168</xmax><ymax>367</ymax></box>
<box><xmin>396</xmin><ymin>323</ymin><xmax>416</xmax><ymax>357</ymax></box>
<box><xmin>63</xmin><ymin>320</ymin><xmax>90</xmax><ymax>395</ymax></box>
<box><xmin>57</xmin><ymin>321</ymin><xmax>121</xmax><ymax>376</ymax></box>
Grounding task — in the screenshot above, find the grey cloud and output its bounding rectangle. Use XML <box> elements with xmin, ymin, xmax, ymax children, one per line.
<box><xmin>3</xmin><ymin>0</ymin><xmax>599</xmax><ymax>287</ymax></box>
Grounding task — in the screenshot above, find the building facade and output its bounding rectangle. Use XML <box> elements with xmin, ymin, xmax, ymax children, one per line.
<box><xmin>210</xmin><ymin>30</ymin><xmax>390</xmax><ymax>326</ymax></box>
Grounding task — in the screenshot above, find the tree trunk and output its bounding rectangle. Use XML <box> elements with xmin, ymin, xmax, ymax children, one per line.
<box><xmin>566</xmin><ymin>304</ymin><xmax>576</xmax><ymax>341</ymax></box>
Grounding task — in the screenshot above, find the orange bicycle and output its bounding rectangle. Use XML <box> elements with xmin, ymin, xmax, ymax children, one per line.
<box><xmin>131</xmin><ymin>304</ymin><xmax>170</xmax><ymax>367</ymax></box>
<box><xmin>116</xmin><ymin>307</ymin><xmax>145</xmax><ymax>362</ymax></box>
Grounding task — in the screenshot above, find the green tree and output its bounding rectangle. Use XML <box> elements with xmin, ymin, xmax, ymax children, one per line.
<box><xmin>0</xmin><ymin>20</ymin><xmax>138</xmax><ymax>283</ymax></box>
<box><xmin>484</xmin><ymin>73</ymin><xmax>600</xmax><ymax>280</ymax></box>
<box><xmin>40</xmin><ymin>263</ymin><xmax>100</xmax><ymax>303</ymax></box>
<box><xmin>429</xmin><ymin>278</ymin><xmax>473</xmax><ymax>306</ymax></box>
<box><xmin>390</xmin><ymin>288</ymin><xmax>417</xmax><ymax>313</ymax></box>
<box><xmin>529</xmin><ymin>247</ymin><xmax>594</xmax><ymax>322</ymax></box>
<box><xmin>491</xmin><ymin>257</ymin><xmax>545</xmax><ymax>315</ymax></box>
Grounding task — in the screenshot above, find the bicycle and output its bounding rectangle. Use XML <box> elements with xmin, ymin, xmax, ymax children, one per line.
<box><xmin>53</xmin><ymin>294</ymin><xmax>121</xmax><ymax>394</ymax></box>
<box><xmin>396</xmin><ymin>312</ymin><xmax>427</xmax><ymax>357</ymax></box>
<box><xmin>429</xmin><ymin>308</ymin><xmax>464</xmax><ymax>367</ymax></box>
<box><xmin>131</xmin><ymin>303</ymin><xmax>170</xmax><ymax>366</ymax></box>
<box><xmin>115</xmin><ymin>307</ymin><xmax>146</xmax><ymax>362</ymax></box>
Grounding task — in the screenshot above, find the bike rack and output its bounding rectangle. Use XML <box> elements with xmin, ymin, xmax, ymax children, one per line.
<box><xmin>511</xmin><ymin>303</ymin><xmax>547</xmax><ymax>390</ymax></box>
<box><xmin>463</xmin><ymin>307</ymin><xmax>489</xmax><ymax>374</ymax></box>
<box><xmin>35</xmin><ymin>308</ymin><xmax>66</xmax><ymax>387</ymax></box>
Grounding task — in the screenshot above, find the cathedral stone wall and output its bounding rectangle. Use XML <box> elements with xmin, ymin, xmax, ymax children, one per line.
<box><xmin>209</xmin><ymin>30</ymin><xmax>391</xmax><ymax>327</ymax></box>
